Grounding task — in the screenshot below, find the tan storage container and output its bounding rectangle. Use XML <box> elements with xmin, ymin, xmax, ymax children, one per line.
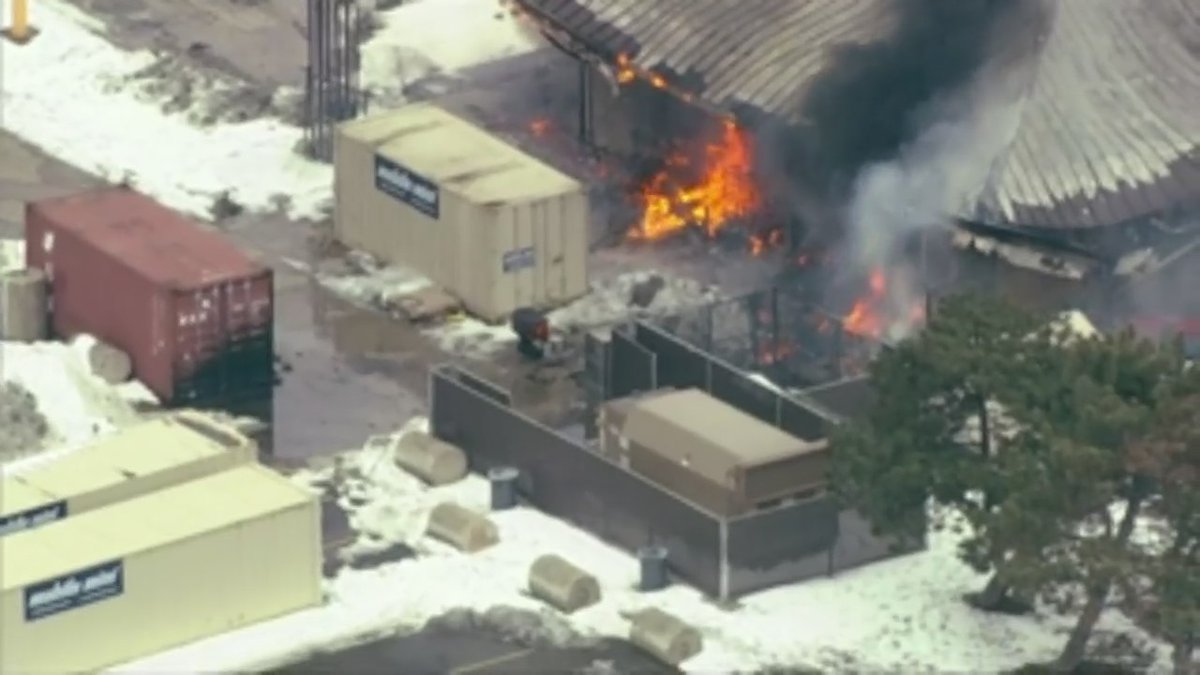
<box><xmin>0</xmin><ymin>411</ymin><xmax>255</xmax><ymax>537</ymax></box>
<box><xmin>601</xmin><ymin>388</ymin><xmax>830</xmax><ymax>516</ymax></box>
<box><xmin>0</xmin><ymin>464</ymin><xmax>322</xmax><ymax>674</ymax></box>
<box><xmin>334</xmin><ymin>103</ymin><xmax>589</xmax><ymax>321</ymax></box>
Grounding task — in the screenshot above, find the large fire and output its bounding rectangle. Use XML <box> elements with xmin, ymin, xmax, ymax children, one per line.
<box><xmin>628</xmin><ymin>119</ymin><xmax>761</xmax><ymax>243</ymax></box>
<box><xmin>843</xmin><ymin>268</ymin><xmax>927</xmax><ymax>339</ymax></box>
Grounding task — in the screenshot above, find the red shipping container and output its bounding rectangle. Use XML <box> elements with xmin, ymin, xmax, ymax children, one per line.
<box><xmin>24</xmin><ymin>187</ymin><xmax>274</xmax><ymax>406</ymax></box>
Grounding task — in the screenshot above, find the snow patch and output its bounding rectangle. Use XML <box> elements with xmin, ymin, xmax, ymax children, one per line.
<box><xmin>431</xmin><ymin>270</ymin><xmax>721</xmax><ymax>357</ymax></box>
<box><xmin>4</xmin><ymin>0</ymin><xmax>331</xmax><ymax>220</ymax></box>
<box><xmin>318</xmin><ymin>255</ymin><xmax>720</xmax><ymax>358</ymax></box>
<box><xmin>0</xmin><ymin>240</ymin><xmax>25</xmax><ymax>273</ymax></box>
<box><xmin>360</xmin><ymin>0</ymin><xmax>543</xmax><ymax>100</ymax></box>
<box><xmin>114</xmin><ymin>418</ymin><xmax>1169</xmax><ymax>674</ymax></box>
<box><xmin>0</xmin><ymin>340</ymin><xmax>145</xmax><ymax>470</ymax></box>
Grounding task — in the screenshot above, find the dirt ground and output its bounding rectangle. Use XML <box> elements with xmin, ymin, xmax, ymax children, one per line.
<box><xmin>69</xmin><ymin>0</ymin><xmax>308</xmax><ymax>86</ymax></box>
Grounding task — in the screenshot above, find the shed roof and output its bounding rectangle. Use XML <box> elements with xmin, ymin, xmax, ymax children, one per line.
<box><xmin>0</xmin><ymin>479</ymin><xmax>57</xmax><ymax>517</ymax></box>
<box><xmin>2</xmin><ymin>464</ymin><xmax>313</xmax><ymax>591</ymax></box>
<box><xmin>1</xmin><ymin>415</ymin><xmax>250</xmax><ymax>518</ymax></box>
<box><xmin>622</xmin><ymin>388</ymin><xmax>823</xmax><ymax>486</ymax></box>
<box><xmin>27</xmin><ymin>188</ymin><xmax>266</xmax><ymax>288</ymax></box>
<box><xmin>519</xmin><ymin>0</ymin><xmax>1200</xmax><ymax>229</ymax></box>
<box><xmin>338</xmin><ymin>102</ymin><xmax>581</xmax><ymax>204</ymax></box>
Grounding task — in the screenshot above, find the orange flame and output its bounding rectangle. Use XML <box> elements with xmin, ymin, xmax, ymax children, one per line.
<box><xmin>615</xmin><ymin>53</ymin><xmax>637</xmax><ymax>84</ymax></box>
<box><xmin>529</xmin><ymin>118</ymin><xmax>551</xmax><ymax>137</ymax></box>
<box><xmin>844</xmin><ymin>268</ymin><xmax>888</xmax><ymax>337</ymax></box>
<box><xmin>843</xmin><ymin>268</ymin><xmax>928</xmax><ymax>339</ymax></box>
<box><xmin>629</xmin><ymin>119</ymin><xmax>760</xmax><ymax>244</ymax></box>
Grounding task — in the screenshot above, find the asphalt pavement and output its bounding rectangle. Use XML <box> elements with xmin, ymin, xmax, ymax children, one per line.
<box><xmin>268</xmin><ymin>630</ymin><xmax>675</xmax><ymax>675</ymax></box>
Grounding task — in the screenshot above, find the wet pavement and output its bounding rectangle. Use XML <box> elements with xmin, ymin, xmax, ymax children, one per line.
<box><xmin>270</xmin><ymin>628</ymin><xmax>676</xmax><ymax>675</ymax></box>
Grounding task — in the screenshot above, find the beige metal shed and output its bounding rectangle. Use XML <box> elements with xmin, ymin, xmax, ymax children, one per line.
<box><xmin>334</xmin><ymin>103</ymin><xmax>590</xmax><ymax>321</ymax></box>
<box><xmin>0</xmin><ymin>411</ymin><xmax>255</xmax><ymax>537</ymax></box>
<box><xmin>601</xmin><ymin>388</ymin><xmax>829</xmax><ymax>515</ymax></box>
<box><xmin>0</xmin><ymin>463</ymin><xmax>322</xmax><ymax>673</ymax></box>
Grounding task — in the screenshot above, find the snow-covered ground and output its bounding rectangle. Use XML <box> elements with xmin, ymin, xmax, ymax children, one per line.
<box><xmin>318</xmin><ymin>254</ymin><xmax>721</xmax><ymax>357</ymax></box>
<box><xmin>113</xmin><ymin>419</ymin><xmax>1170</xmax><ymax>674</ymax></box>
<box><xmin>361</xmin><ymin>0</ymin><xmax>542</xmax><ymax>100</ymax></box>
<box><xmin>1</xmin><ymin>0</ymin><xmax>541</xmax><ymax>221</ymax></box>
<box><xmin>0</xmin><ymin>339</ymin><xmax>150</xmax><ymax>467</ymax></box>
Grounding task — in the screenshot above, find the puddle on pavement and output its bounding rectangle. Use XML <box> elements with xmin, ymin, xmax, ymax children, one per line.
<box><xmin>344</xmin><ymin>542</ymin><xmax>416</xmax><ymax>570</ymax></box>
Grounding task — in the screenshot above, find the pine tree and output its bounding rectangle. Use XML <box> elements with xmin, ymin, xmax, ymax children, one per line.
<box><xmin>1012</xmin><ymin>331</ymin><xmax>1190</xmax><ymax>671</ymax></box>
<box><xmin>1125</xmin><ymin>362</ymin><xmax>1200</xmax><ymax>674</ymax></box>
<box><xmin>829</xmin><ymin>292</ymin><xmax>1052</xmax><ymax>610</ymax></box>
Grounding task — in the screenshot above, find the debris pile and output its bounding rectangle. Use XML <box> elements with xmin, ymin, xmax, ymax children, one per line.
<box><xmin>0</xmin><ymin>382</ymin><xmax>51</xmax><ymax>462</ymax></box>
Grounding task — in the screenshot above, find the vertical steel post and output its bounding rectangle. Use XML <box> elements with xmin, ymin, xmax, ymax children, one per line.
<box><xmin>3</xmin><ymin>0</ymin><xmax>39</xmax><ymax>44</ymax></box>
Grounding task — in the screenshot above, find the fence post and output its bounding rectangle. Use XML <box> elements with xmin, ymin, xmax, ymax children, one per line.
<box><xmin>704</xmin><ymin>304</ymin><xmax>714</xmax><ymax>353</ymax></box>
<box><xmin>718</xmin><ymin>518</ymin><xmax>731</xmax><ymax>601</ymax></box>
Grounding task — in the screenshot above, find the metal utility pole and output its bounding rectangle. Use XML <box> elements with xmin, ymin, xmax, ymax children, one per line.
<box><xmin>304</xmin><ymin>0</ymin><xmax>365</xmax><ymax>161</ymax></box>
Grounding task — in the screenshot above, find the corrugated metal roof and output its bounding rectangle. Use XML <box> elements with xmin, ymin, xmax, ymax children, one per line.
<box><xmin>520</xmin><ymin>0</ymin><xmax>1200</xmax><ymax>229</ymax></box>
<box><xmin>520</xmin><ymin>0</ymin><xmax>899</xmax><ymax>117</ymax></box>
<box><xmin>974</xmin><ymin>0</ymin><xmax>1200</xmax><ymax>229</ymax></box>
<box><xmin>623</xmin><ymin>388</ymin><xmax>821</xmax><ymax>486</ymax></box>
<box><xmin>339</xmin><ymin>103</ymin><xmax>581</xmax><ymax>204</ymax></box>
<box><xmin>1</xmin><ymin>415</ymin><xmax>252</xmax><ymax>520</ymax></box>
<box><xmin>28</xmin><ymin>188</ymin><xmax>266</xmax><ymax>287</ymax></box>
<box><xmin>2</xmin><ymin>464</ymin><xmax>313</xmax><ymax>590</ymax></box>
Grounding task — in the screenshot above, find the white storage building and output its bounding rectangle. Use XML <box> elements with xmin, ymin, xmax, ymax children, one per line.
<box><xmin>0</xmin><ymin>411</ymin><xmax>255</xmax><ymax>538</ymax></box>
<box><xmin>334</xmin><ymin>103</ymin><xmax>590</xmax><ymax>321</ymax></box>
<box><xmin>0</xmin><ymin>463</ymin><xmax>322</xmax><ymax>673</ymax></box>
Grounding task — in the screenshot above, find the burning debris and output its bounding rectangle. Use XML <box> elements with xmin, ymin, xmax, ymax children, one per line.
<box><xmin>628</xmin><ymin>119</ymin><xmax>762</xmax><ymax>245</ymax></box>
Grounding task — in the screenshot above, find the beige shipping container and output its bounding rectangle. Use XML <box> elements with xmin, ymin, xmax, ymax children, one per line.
<box><xmin>334</xmin><ymin>102</ymin><xmax>589</xmax><ymax>321</ymax></box>
<box><xmin>0</xmin><ymin>411</ymin><xmax>255</xmax><ymax>537</ymax></box>
<box><xmin>0</xmin><ymin>464</ymin><xmax>322</xmax><ymax>673</ymax></box>
<box><xmin>600</xmin><ymin>388</ymin><xmax>830</xmax><ymax>516</ymax></box>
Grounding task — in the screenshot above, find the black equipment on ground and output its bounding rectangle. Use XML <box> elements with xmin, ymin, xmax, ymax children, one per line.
<box><xmin>511</xmin><ymin>307</ymin><xmax>550</xmax><ymax>359</ymax></box>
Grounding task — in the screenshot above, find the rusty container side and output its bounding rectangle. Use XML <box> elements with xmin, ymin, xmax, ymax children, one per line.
<box><xmin>24</xmin><ymin>188</ymin><xmax>274</xmax><ymax>405</ymax></box>
<box><xmin>24</xmin><ymin>196</ymin><xmax>164</xmax><ymax>392</ymax></box>
<box><xmin>166</xmin><ymin>270</ymin><xmax>274</xmax><ymax>406</ymax></box>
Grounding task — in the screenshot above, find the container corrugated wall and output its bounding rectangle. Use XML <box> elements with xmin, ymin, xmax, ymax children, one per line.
<box><xmin>484</xmin><ymin>190</ymin><xmax>589</xmax><ymax>320</ymax></box>
<box><xmin>0</xmin><ymin>468</ymin><xmax>321</xmax><ymax>673</ymax></box>
<box><xmin>24</xmin><ymin>189</ymin><xmax>274</xmax><ymax>407</ymax></box>
<box><xmin>334</xmin><ymin>104</ymin><xmax>590</xmax><ymax>322</ymax></box>
<box><xmin>0</xmin><ymin>415</ymin><xmax>255</xmax><ymax>537</ymax></box>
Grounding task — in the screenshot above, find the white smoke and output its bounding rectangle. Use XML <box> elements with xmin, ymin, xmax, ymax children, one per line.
<box><xmin>838</xmin><ymin>54</ymin><xmax>1039</xmax><ymax>339</ymax></box>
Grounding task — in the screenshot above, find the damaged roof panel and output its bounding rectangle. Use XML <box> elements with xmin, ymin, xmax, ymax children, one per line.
<box><xmin>520</xmin><ymin>0</ymin><xmax>1200</xmax><ymax>230</ymax></box>
<box><xmin>520</xmin><ymin>0</ymin><xmax>900</xmax><ymax>118</ymax></box>
<box><xmin>976</xmin><ymin>0</ymin><xmax>1200</xmax><ymax>229</ymax></box>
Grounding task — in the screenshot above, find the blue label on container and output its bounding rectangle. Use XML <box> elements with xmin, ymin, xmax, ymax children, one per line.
<box><xmin>502</xmin><ymin>247</ymin><xmax>536</xmax><ymax>273</ymax></box>
<box><xmin>374</xmin><ymin>155</ymin><xmax>440</xmax><ymax>219</ymax></box>
<box><xmin>0</xmin><ymin>500</ymin><xmax>67</xmax><ymax>538</ymax></box>
<box><xmin>25</xmin><ymin>559</ymin><xmax>124</xmax><ymax>622</ymax></box>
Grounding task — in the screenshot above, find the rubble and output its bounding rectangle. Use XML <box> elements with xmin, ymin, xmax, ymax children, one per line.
<box><xmin>0</xmin><ymin>382</ymin><xmax>50</xmax><ymax>462</ymax></box>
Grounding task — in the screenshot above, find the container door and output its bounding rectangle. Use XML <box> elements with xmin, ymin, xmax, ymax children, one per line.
<box><xmin>172</xmin><ymin>286</ymin><xmax>227</xmax><ymax>403</ymax></box>
<box><xmin>171</xmin><ymin>276</ymin><xmax>273</xmax><ymax>404</ymax></box>
<box><xmin>220</xmin><ymin>276</ymin><xmax>274</xmax><ymax>394</ymax></box>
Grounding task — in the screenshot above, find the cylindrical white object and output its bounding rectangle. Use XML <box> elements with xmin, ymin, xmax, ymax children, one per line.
<box><xmin>628</xmin><ymin>608</ymin><xmax>703</xmax><ymax>665</ymax></box>
<box><xmin>528</xmin><ymin>554</ymin><xmax>601</xmax><ymax>614</ymax></box>
<box><xmin>393</xmin><ymin>431</ymin><xmax>468</xmax><ymax>486</ymax></box>
<box><xmin>71</xmin><ymin>334</ymin><xmax>133</xmax><ymax>384</ymax></box>
<box><xmin>0</xmin><ymin>268</ymin><xmax>48</xmax><ymax>342</ymax></box>
<box><xmin>424</xmin><ymin>502</ymin><xmax>498</xmax><ymax>553</ymax></box>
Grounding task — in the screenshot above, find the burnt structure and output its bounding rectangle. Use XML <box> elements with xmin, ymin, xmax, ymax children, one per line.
<box><xmin>304</xmin><ymin>0</ymin><xmax>367</xmax><ymax>161</ymax></box>
<box><xmin>430</xmin><ymin>320</ymin><xmax>911</xmax><ymax>601</ymax></box>
<box><xmin>517</xmin><ymin>0</ymin><xmax>1200</xmax><ymax>318</ymax></box>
